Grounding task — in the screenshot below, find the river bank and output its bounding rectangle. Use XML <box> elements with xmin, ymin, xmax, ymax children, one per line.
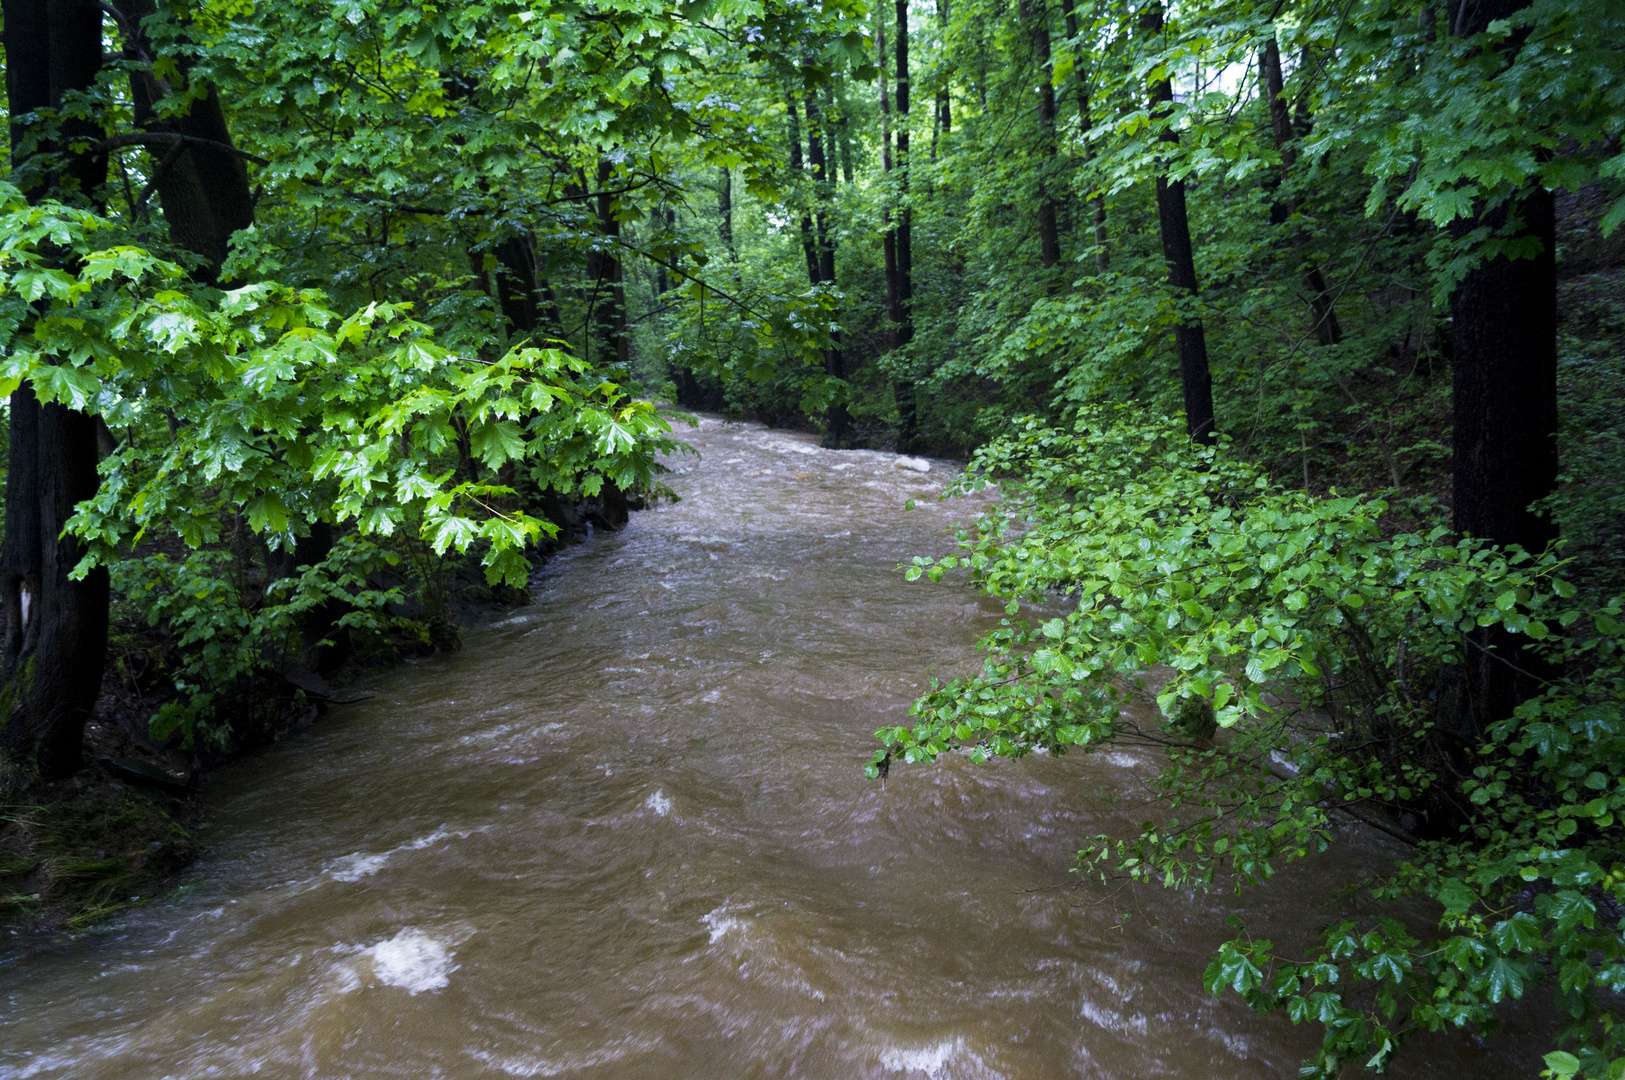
<box><xmin>0</xmin><ymin>478</ymin><xmax>642</xmax><ymax>939</ymax></box>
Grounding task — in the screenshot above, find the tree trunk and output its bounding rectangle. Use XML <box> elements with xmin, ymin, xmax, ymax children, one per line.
<box><xmin>1019</xmin><ymin>0</ymin><xmax>1060</xmax><ymax>270</ymax></box>
<box><xmin>804</xmin><ymin>91</ymin><xmax>850</xmax><ymax>446</ymax></box>
<box><xmin>494</xmin><ymin>232</ymin><xmax>542</xmax><ymax>337</ymax></box>
<box><xmin>652</xmin><ymin>206</ymin><xmax>674</xmax><ymax>296</ymax></box>
<box><xmin>1061</xmin><ymin>0</ymin><xmax>1108</xmax><ymax>272</ymax></box>
<box><xmin>113</xmin><ymin>0</ymin><xmax>253</xmax><ymax>283</ymax></box>
<box><xmin>1141</xmin><ymin>2</ymin><xmax>1215</xmax><ymax>443</ymax></box>
<box><xmin>1450</xmin><ymin>188</ymin><xmax>1558</xmax><ymax>710</ymax></box>
<box><xmin>718</xmin><ymin>167</ymin><xmax>734</xmax><ymax>258</ymax></box>
<box><xmin>786</xmin><ymin>96</ymin><xmax>821</xmax><ymax>288</ymax></box>
<box><xmin>537</xmin><ymin>249</ymin><xmax>564</xmax><ymax>339</ymax></box>
<box><xmin>3</xmin><ymin>0</ymin><xmax>52</xmax><ymax>196</ymax></box>
<box><xmin>835</xmin><ymin>80</ymin><xmax>856</xmax><ymax>185</ymax></box>
<box><xmin>1437</xmin><ymin>0</ymin><xmax>1557</xmax><ymax>765</ymax></box>
<box><xmin>878</xmin><ymin>12</ymin><xmax>917</xmax><ymax>450</ymax></box>
<box><xmin>589</xmin><ymin>158</ymin><xmax>629</xmax><ymax>369</ymax></box>
<box><xmin>0</xmin><ymin>0</ymin><xmax>111</xmax><ymax>778</ymax></box>
<box><xmin>1258</xmin><ymin>37</ymin><xmax>1341</xmax><ymax>346</ymax></box>
<box><xmin>894</xmin><ymin>0</ymin><xmax>913</xmax><ymax>304</ymax></box>
<box><xmin>806</xmin><ymin>94</ymin><xmax>836</xmax><ymax>289</ymax></box>
<box><xmin>935</xmin><ymin>0</ymin><xmax>951</xmax><ymax>139</ymax></box>
<box><xmin>892</xmin><ymin>0</ymin><xmax>919</xmax><ymax>449</ymax></box>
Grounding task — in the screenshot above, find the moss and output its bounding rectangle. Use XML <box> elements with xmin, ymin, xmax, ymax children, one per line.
<box><xmin>0</xmin><ymin>764</ymin><xmax>198</xmax><ymax>937</ymax></box>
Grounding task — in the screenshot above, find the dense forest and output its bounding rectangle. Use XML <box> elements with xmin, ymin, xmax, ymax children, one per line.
<box><xmin>1</xmin><ymin>0</ymin><xmax>1623</xmax><ymax>1074</ymax></box>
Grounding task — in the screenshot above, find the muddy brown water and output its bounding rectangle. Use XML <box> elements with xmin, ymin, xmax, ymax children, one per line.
<box><xmin>0</xmin><ymin>416</ymin><xmax>1533</xmax><ymax>1078</ymax></box>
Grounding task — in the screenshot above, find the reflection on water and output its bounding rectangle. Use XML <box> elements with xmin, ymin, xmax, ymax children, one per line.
<box><xmin>0</xmin><ymin>416</ymin><xmax>1530</xmax><ymax>1078</ymax></box>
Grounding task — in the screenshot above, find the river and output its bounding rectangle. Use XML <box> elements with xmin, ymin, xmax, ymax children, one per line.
<box><xmin>0</xmin><ymin>415</ymin><xmax>1532</xmax><ymax>1077</ymax></box>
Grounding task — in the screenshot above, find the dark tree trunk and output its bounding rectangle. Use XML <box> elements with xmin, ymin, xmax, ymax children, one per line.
<box><xmin>786</xmin><ymin>96</ymin><xmax>821</xmax><ymax>288</ymax></box>
<box><xmin>891</xmin><ymin>0</ymin><xmax>919</xmax><ymax>450</ymax></box>
<box><xmin>878</xmin><ymin>12</ymin><xmax>918</xmax><ymax>450</ymax></box>
<box><xmin>879</xmin><ymin>14</ymin><xmax>896</xmax><ymax>326</ymax></box>
<box><xmin>652</xmin><ymin>206</ymin><xmax>674</xmax><ymax>296</ymax></box>
<box><xmin>718</xmin><ymin>167</ymin><xmax>734</xmax><ymax>258</ymax></box>
<box><xmin>804</xmin><ymin>91</ymin><xmax>850</xmax><ymax>446</ymax></box>
<box><xmin>835</xmin><ymin>80</ymin><xmax>855</xmax><ymax>185</ymax></box>
<box><xmin>1142</xmin><ymin>2</ymin><xmax>1215</xmax><ymax>443</ymax></box>
<box><xmin>1259</xmin><ymin>37</ymin><xmax>1341</xmax><ymax>346</ymax></box>
<box><xmin>0</xmin><ymin>0</ymin><xmax>111</xmax><ymax>778</ymax></box>
<box><xmin>893</xmin><ymin>0</ymin><xmax>913</xmax><ymax>303</ymax></box>
<box><xmin>1061</xmin><ymin>0</ymin><xmax>1108</xmax><ymax>272</ymax></box>
<box><xmin>114</xmin><ymin>0</ymin><xmax>253</xmax><ymax>283</ymax></box>
<box><xmin>1437</xmin><ymin>0</ymin><xmax>1558</xmax><ymax>762</ymax></box>
<box><xmin>1450</xmin><ymin>188</ymin><xmax>1558</xmax><ymax>720</ymax></box>
<box><xmin>1019</xmin><ymin>0</ymin><xmax>1060</xmax><ymax>270</ymax></box>
<box><xmin>806</xmin><ymin>95</ymin><xmax>836</xmax><ymax>289</ymax></box>
<box><xmin>494</xmin><ymin>232</ymin><xmax>542</xmax><ymax>336</ymax></box>
<box><xmin>493</xmin><ymin>227</ymin><xmax>562</xmax><ymax>341</ymax></box>
<box><xmin>589</xmin><ymin>158</ymin><xmax>629</xmax><ymax>369</ymax></box>
<box><xmin>537</xmin><ymin>249</ymin><xmax>565</xmax><ymax>339</ymax></box>
<box><xmin>47</xmin><ymin>0</ymin><xmax>108</xmax><ymax>201</ymax></box>
<box><xmin>3</xmin><ymin>0</ymin><xmax>52</xmax><ymax>195</ymax></box>
<box><xmin>935</xmin><ymin>0</ymin><xmax>951</xmax><ymax>139</ymax></box>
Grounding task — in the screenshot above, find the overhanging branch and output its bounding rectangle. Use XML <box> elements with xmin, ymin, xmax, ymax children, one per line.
<box><xmin>97</xmin><ymin>132</ymin><xmax>270</xmax><ymax>168</ymax></box>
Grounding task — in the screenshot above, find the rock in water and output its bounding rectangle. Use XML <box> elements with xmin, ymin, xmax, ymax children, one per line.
<box><xmin>98</xmin><ymin>756</ymin><xmax>190</xmax><ymax>793</ymax></box>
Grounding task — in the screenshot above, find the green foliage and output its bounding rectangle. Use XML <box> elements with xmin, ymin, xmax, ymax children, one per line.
<box><xmin>0</xmin><ymin>184</ymin><xmax>679</xmax><ymax>743</ymax></box>
<box><xmin>881</xmin><ymin>407</ymin><xmax>1625</xmax><ymax>1077</ymax></box>
<box><xmin>109</xmin><ymin>539</ymin><xmax>409</xmax><ymax>749</ymax></box>
<box><xmin>0</xmin><ymin>186</ymin><xmax>677</xmax><ymax>587</ymax></box>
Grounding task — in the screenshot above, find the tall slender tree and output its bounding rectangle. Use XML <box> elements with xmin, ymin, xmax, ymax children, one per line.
<box><xmin>786</xmin><ymin>95</ymin><xmax>821</xmax><ymax>287</ymax></box>
<box><xmin>890</xmin><ymin>0</ymin><xmax>919</xmax><ymax>449</ymax></box>
<box><xmin>1259</xmin><ymin>37</ymin><xmax>1341</xmax><ymax>346</ymax></box>
<box><xmin>805</xmin><ymin>90</ymin><xmax>850</xmax><ymax>445</ymax></box>
<box><xmin>1061</xmin><ymin>0</ymin><xmax>1108</xmax><ymax>271</ymax></box>
<box><xmin>1142</xmin><ymin>1</ymin><xmax>1214</xmax><ymax>442</ymax></box>
<box><xmin>1019</xmin><ymin>0</ymin><xmax>1060</xmax><ymax>270</ymax></box>
<box><xmin>588</xmin><ymin>158</ymin><xmax>630</xmax><ymax>369</ymax></box>
<box><xmin>717</xmin><ymin>167</ymin><xmax>735</xmax><ymax>258</ymax></box>
<box><xmin>935</xmin><ymin>0</ymin><xmax>951</xmax><ymax>142</ymax></box>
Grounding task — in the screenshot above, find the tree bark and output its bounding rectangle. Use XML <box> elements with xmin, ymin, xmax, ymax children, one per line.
<box><xmin>1451</xmin><ymin>192</ymin><xmax>1557</xmax><ymax>551</ymax></box>
<box><xmin>588</xmin><ymin>158</ymin><xmax>629</xmax><ymax>369</ymax></box>
<box><xmin>113</xmin><ymin>0</ymin><xmax>253</xmax><ymax>283</ymax></box>
<box><xmin>891</xmin><ymin>0</ymin><xmax>919</xmax><ymax>450</ymax></box>
<box><xmin>718</xmin><ymin>167</ymin><xmax>734</xmax><ymax>258</ymax></box>
<box><xmin>935</xmin><ymin>0</ymin><xmax>951</xmax><ymax>139</ymax></box>
<box><xmin>0</xmin><ymin>0</ymin><xmax>112</xmax><ymax>778</ymax></box>
<box><xmin>1061</xmin><ymin>0</ymin><xmax>1108</xmax><ymax>272</ymax></box>
<box><xmin>1443</xmin><ymin>0</ymin><xmax>1558</xmax><ymax>752</ymax></box>
<box><xmin>1142</xmin><ymin>2</ymin><xmax>1215</xmax><ymax>443</ymax></box>
<box><xmin>1258</xmin><ymin>37</ymin><xmax>1341</xmax><ymax>346</ymax></box>
<box><xmin>805</xmin><ymin>94</ymin><xmax>836</xmax><ymax>289</ymax></box>
<box><xmin>1019</xmin><ymin>0</ymin><xmax>1060</xmax><ymax>270</ymax></box>
<box><xmin>786</xmin><ymin>96</ymin><xmax>821</xmax><ymax>288</ymax></box>
<box><xmin>804</xmin><ymin>91</ymin><xmax>850</xmax><ymax>446</ymax></box>
<box><xmin>830</xmin><ymin>80</ymin><xmax>854</xmax><ymax>186</ymax></box>
<box><xmin>878</xmin><ymin>12</ymin><xmax>916</xmax><ymax>450</ymax></box>
<box><xmin>494</xmin><ymin>232</ymin><xmax>543</xmax><ymax>336</ymax></box>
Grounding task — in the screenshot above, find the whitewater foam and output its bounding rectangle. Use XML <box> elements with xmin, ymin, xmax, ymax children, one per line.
<box><xmin>366</xmin><ymin>928</ymin><xmax>455</xmax><ymax>994</ymax></box>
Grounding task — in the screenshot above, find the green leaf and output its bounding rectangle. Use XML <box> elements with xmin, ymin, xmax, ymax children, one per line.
<box><xmin>469</xmin><ymin>420</ymin><xmax>526</xmax><ymax>468</ymax></box>
<box><xmin>1543</xmin><ymin>1051</ymin><xmax>1580</xmax><ymax>1078</ymax></box>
